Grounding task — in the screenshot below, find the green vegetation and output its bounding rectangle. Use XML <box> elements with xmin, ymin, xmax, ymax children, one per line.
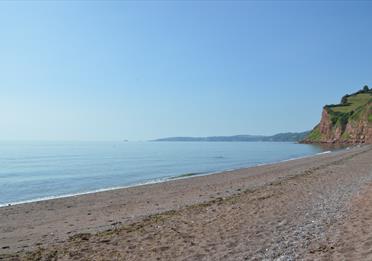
<box><xmin>325</xmin><ymin>108</ymin><xmax>353</xmax><ymax>130</ymax></box>
<box><xmin>305</xmin><ymin>86</ymin><xmax>371</xmax><ymax>143</ymax></box>
<box><xmin>330</xmin><ymin>93</ymin><xmax>371</xmax><ymax>113</ymax></box>
<box><xmin>341</xmin><ymin>131</ymin><xmax>350</xmax><ymax>140</ymax></box>
<box><xmin>323</xmin><ymin>89</ymin><xmax>372</xmax><ymax>131</ymax></box>
<box><xmin>306</xmin><ymin>127</ymin><xmax>322</xmax><ymax>142</ymax></box>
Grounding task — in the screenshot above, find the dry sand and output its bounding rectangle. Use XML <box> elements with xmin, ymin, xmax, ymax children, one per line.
<box><xmin>1</xmin><ymin>145</ymin><xmax>372</xmax><ymax>260</ymax></box>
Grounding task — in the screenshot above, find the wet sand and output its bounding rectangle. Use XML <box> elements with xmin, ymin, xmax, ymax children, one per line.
<box><xmin>1</xmin><ymin>145</ymin><xmax>372</xmax><ymax>260</ymax></box>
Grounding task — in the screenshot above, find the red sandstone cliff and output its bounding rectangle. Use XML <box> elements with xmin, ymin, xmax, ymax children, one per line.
<box><xmin>304</xmin><ymin>90</ymin><xmax>372</xmax><ymax>144</ymax></box>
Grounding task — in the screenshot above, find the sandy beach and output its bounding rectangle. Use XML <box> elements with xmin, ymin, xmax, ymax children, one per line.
<box><xmin>1</xmin><ymin>145</ymin><xmax>372</xmax><ymax>260</ymax></box>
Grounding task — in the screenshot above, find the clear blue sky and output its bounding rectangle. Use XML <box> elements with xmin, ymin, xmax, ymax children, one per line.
<box><xmin>0</xmin><ymin>1</ymin><xmax>371</xmax><ymax>141</ymax></box>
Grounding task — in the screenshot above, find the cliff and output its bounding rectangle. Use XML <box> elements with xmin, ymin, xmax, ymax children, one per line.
<box><xmin>303</xmin><ymin>87</ymin><xmax>372</xmax><ymax>144</ymax></box>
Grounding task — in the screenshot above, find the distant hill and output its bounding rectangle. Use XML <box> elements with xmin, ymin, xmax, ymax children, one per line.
<box><xmin>303</xmin><ymin>86</ymin><xmax>372</xmax><ymax>144</ymax></box>
<box><xmin>152</xmin><ymin>131</ymin><xmax>310</xmax><ymax>142</ymax></box>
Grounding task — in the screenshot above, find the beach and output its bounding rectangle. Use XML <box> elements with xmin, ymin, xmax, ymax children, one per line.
<box><xmin>1</xmin><ymin>145</ymin><xmax>372</xmax><ymax>260</ymax></box>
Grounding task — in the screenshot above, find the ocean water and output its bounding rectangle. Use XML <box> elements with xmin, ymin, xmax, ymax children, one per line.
<box><xmin>0</xmin><ymin>141</ymin><xmax>330</xmax><ymax>206</ymax></box>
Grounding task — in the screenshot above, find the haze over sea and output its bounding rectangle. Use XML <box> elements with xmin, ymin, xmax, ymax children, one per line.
<box><xmin>0</xmin><ymin>141</ymin><xmax>332</xmax><ymax>206</ymax></box>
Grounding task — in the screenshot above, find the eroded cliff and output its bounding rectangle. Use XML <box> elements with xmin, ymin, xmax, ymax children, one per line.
<box><xmin>304</xmin><ymin>87</ymin><xmax>372</xmax><ymax>144</ymax></box>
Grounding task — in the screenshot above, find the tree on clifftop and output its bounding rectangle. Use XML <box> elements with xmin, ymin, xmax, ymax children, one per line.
<box><xmin>341</xmin><ymin>95</ymin><xmax>348</xmax><ymax>104</ymax></box>
<box><xmin>363</xmin><ymin>85</ymin><xmax>369</xmax><ymax>92</ymax></box>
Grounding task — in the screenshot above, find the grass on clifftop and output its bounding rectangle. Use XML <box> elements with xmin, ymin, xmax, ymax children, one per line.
<box><xmin>329</xmin><ymin>93</ymin><xmax>372</xmax><ymax>113</ymax></box>
<box><xmin>305</xmin><ymin>88</ymin><xmax>371</xmax><ymax>143</ymax></box>
<box><xmin>325</xmin><ymin>91</ymin><xmax>372</xmax><ymax>128</ymax></box>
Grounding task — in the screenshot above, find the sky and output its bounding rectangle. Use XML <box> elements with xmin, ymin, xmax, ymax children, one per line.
<box><xmin>0</xmin><ymin>1</ymin><xmax>371</xmax><ymax>141</ymax></box>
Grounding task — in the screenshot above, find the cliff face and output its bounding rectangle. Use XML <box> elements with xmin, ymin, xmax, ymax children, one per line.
<box><xmin>344</xmin><ymin>102</ymin><xmax>372</xmax><ymax>144</ymax></box>
<box><xmin>304</xmin><ymin>89</ymin><xmax>372</xmax><ymax>144</ymax></box>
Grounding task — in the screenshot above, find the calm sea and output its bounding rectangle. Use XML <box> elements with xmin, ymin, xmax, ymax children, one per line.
<box><xmin>0</xmin><ymin>141</ymin><xmax>331</xmax><ymax>206</ymax></box>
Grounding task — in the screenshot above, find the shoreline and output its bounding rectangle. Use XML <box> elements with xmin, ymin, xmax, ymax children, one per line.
<box><xmin>1</xmin><ymin>145</ymin><xmax>371</xmax><ymax>258</ymax></box>
<box><xmin>0</xmin><ymin>148</ymin><xmax>335</xmax><ymax>208</ymax></box>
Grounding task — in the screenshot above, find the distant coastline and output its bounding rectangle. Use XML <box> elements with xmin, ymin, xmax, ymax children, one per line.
<box><xmin>151</xmin><ymin>131</ymin><xmax>310</xmax><ymax>142</ymax></box>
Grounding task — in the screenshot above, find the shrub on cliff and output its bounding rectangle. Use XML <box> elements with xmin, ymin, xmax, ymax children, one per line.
<box><xmin>341</xmin><ymin>95</ymin><xmax>349</xmax><ymax>104</ymax></box>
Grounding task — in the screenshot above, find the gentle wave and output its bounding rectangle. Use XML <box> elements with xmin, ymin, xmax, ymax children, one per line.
<box><xmin>0</xmin><ymin>177</ymin><xmax>171</xmax><ymax>207</ymax></box>
<box><xmin>0</xmin><ymin>149</ymin><xmax>335</xmax><ymax>208</ymax></box>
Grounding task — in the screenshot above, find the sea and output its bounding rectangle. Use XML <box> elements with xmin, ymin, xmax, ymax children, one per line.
<box><xmin>0</xmin><ymin>141</ymin><xmax>333</xmax><ymax>207</ymax></box>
